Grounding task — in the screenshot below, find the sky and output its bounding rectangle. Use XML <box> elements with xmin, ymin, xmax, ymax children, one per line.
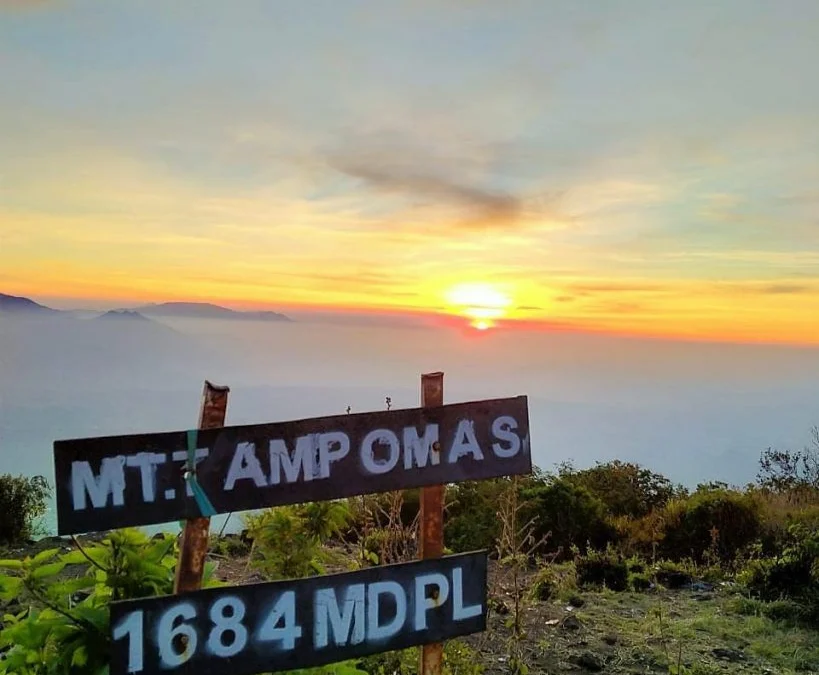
<box><xmin>1</xmin><ymin>0</ymin><xmax>818</xmax><ymax>344</ymax></box>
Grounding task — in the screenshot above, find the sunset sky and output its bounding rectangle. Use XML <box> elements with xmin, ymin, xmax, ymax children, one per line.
<box><xmin>1</xmin><ymin>1</ymin><xmax>818</xmax><ymax>344</ymax></box>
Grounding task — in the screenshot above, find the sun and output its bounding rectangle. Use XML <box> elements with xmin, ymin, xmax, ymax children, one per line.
<box><xmin>444</xmin><ymin>282</ymin><xmax>512</xmax><ymax>330</ymax></box>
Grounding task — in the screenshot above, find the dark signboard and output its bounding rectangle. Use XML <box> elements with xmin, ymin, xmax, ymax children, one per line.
<box><xmin>54</xmin><ymin>396</ymin><xmax>530</xmax><ymax>535</ymax></box>
<box><xmin>109</xmin><ymin>551</ymin><xmax>488</xmax><ymax>675</ymax></box>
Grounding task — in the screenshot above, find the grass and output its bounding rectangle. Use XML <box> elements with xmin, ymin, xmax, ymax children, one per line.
<box><xmin>572</xmin><ymin>589</ymin><xmax>819</xmax><ymax>673</ymax></box>
<box><xmin>468</xmin><ymin>568</ymin><xmax>819</xmax><ymax>674</ymax></box>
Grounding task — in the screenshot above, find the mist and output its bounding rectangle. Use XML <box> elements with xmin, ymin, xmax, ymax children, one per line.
<box><xmin>1</xmin><ymin>312</ymin><xmax>817</xmax><ymax>535</ymax></box>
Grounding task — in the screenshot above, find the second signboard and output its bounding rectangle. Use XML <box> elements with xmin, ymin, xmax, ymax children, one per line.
<box><xmin>110</xmin><ymin>552</ymin><xmax>488</xmax><ymax>675</ymax></box>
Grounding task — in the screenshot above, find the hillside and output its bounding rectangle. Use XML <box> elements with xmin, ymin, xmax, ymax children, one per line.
<box><xmin>0</xmin><ymin>293</ymin><xmax>58</xmax><ymax>314</ymax></box>
<box><xmin>132</xmin><ymin>301</ymin><xmax>291</xmax><ymax>322</ymax></box>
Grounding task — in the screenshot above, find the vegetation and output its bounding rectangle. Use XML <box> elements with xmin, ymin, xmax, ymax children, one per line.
<box><xmin>0</xmin><ymin>474</ymin><xmax>50</xmax><ymax>545</ymax></box>
<box><xmin>1</xmin><ymin>428</ymin><xmax>817</xmax><ymax>673</ymax></box>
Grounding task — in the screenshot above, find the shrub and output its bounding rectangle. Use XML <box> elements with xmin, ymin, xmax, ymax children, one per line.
<box><xmin>245</xmin><ymin>502</ymin><xmax>350</xmax><ymax>580</ymax></box>
<box><xmin>444</xmin><ymin>479</ymin><xmax>507</xmax><ymax>553</ymax></box>
<box><xmin>575</xmin><ymin>546</ymin><xmax>629</xmax><ymax>591</ymax></box>
<box><xmin>658</xmin><ymin>488</ymin><xmax>762</xmax><ymax>563</ymax></box>
<box><xmin>630</xmin><ymin>572</ymin><xmax>652</xmax><ymax>591</ymax></box>
<box><xmin>653</xmin><ymin>560</ymin><xmax>695</xmax><ymax>589</ymax></box>
<box><xmin>0</xmin><ymin>474</ymin><xmax>51</xmax><ymax>545</ymax></box>
<box><xmin>559</xmin><ymin>460</ymin><xmax>682</xmax><ymax>519</ymax></box>
<box><xmin>739</xmin><ymin>523</ymin><xmax>819</xmax><ymax>624</ymax></box>
<box><xmin>521</xmin><ymin>478</ymin><xmax>616</xmax><ymax>558</ymax></box>
<box><xmin>530</xmin><ymin>565</ymin><xmax>557</xmax><ymax>601</ymax></box>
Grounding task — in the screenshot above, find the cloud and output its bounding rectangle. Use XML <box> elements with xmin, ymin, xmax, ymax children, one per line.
<box><xmin>330</xmin><ymin>155</ymin><xmax>522</xmax><ymax>228</ymax></box>
<box><xmin>320</xmin><ymin>132</ymin><xmax>569</xmax><ymax>233</ymax></box>
<box><xmin>761</xmin><ymin>283</ymin><xmax>813</xmax><ymax>295</ymax></box>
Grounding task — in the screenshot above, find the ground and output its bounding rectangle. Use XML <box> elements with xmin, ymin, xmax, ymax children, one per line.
<box><xmin>4</xmin><ymin>536</ymin><xmax>819</xmax><ymax>674</ymax></box>
<box><xmin>464</xmin><ymin>566</ymin><xmax>819</xmax><ymax>675</ymax></box>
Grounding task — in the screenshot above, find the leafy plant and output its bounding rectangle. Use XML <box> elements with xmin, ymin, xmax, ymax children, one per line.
<box><xmin>0</xmin><ymin>474</ymin><xmax>51</xmax><ymax>545</ymax></box>
<box><xmin>0</xmin><ymin>529</ymin><xmax>220</xmax><ymax>674</ymax></box>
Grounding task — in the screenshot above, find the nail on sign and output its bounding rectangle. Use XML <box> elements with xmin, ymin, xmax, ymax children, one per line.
<box><xmin>54</xmin><ymin>396</ymin><xmax>531</xmax><ymax>535</ymax></box>
<box><xmin>110</xmin><ymin>552</ymin><xmax>488</xmax><ymax>675</ymax></box>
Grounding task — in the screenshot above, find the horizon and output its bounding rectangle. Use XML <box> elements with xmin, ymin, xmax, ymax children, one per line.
<box><xmin>6</xmin><ymin>287</ymin><xmax>819</xmax><ymax>351</ymax></box>
<box><xmin>1</xmin><ymin>2</ymin><xmax>818</xmax><ymax>347</ymax></box>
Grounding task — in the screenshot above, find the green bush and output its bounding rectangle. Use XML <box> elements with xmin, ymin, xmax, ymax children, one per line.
<box><xmin>652</xmin><ymin>560</ymin><xmax>695</xmax><ymax>589</ymax></box>
<box><xmin>0</xmin><ymin>474</ymin><xmax>51</xmax><ymax>545</ymax></box>
<box><xmin>245</xmin><ymin>501</ymin><xmax>351</xmax><ymax>580</ymax></box>
<box><xmin>521</xmin><ymin>478</ymin><xmax>616</xmax><ymax>558</ymax></box>
<box><xmin>739</xmin><ymin>523</ymin><xmax>819</xmax><ymax>625</ymax></box>
<box><xmin>530</xmin><ymin>565</ymin><xmax>557</xmax><ymax>601</ymax></box>
<box><xmin>630</xmin><ymin>572</ymin><xmax>652</xmax><ymax>591</ymax></box>
<box><xmin>575</xmin><ymin>546</ymin><xmax>629</xmax><ymax>591</ymax></box>
<box><xmin>559</xmin><ymin>460</ymin><xmax>682</xmax><ymax>519</ymax></box>
<box><xmin>444</xmin><ymin>479</ymin><xmax>507</xmax><ymax>553</ymax></box>
<box><xmin>659</xmin><ymin>488</ymin><xmax>762</xmax><ymax>563</ymax></box>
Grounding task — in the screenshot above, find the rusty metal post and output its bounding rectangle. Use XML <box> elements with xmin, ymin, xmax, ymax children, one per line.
<box><xmin>173</xmin><ymin>380</ymin><xmax>230</xmax><ymax>594</ymax></box>
<box><xmin>419</xmin><ymin>371</ymin><xmax>444</xmax><ymax>675</ymax></box>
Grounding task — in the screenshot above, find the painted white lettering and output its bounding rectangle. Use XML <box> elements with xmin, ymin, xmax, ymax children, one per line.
<box><xmin>125</xmin><ymin>452</ymin><xmax>166</xmax><ymax>503</ymax></box>
<box><xmin>224</xmin><ymin>442</ymin><xmax>267</xmax><ymax>491</ymax></box>
<box><xmin>317</xmin><ymin>432</ymin><xmax>350</xmax><ymax>479</ymax></box>
<box><xmin>414</xmin><ymin>573</ymin><xmax>450</xmax><ymax>631</ymax></box>
<box><xmin>269</xmin><ymin>436</ymin><xmax>317</xmax><ymax>485</ymax></box>
<box><xmin>452</xmin><ymin>567</ymin><xmax>483</xmax><ymax>621</ymax></box>
<box><xmin>448</xmin><ymin>420</ymin><xmax>484</xmax><ymax>463</ymax></box>
<box><xmin>360</xmin><ymin>430</ymin><xmax>400</xmax><ymax>475</ymax></box>
<box><xmin>71</xmin><ymin>457</ymin><xmax>127</xmax><ymax>511</ymax></box>
<box><xmin>367</xmin><ymin>581</ymin><xmax>406</xmax><ymax>640</ymax></box>
<box><xmin>314</xmin><ymin>584</ymin><xmax>365</xmax><ymax>648</ymax></box>
<box><xmin>403</xmin><ymin>424</ymin><xmax>440</xmax><ymax>469</ymax></box>
<box><xmin>491</xmin><ymin>416</ymin><xmax>521</xmax><ymax>458</ymax></box>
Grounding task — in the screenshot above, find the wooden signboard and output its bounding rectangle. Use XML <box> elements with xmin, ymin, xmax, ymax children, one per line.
<box><xmin>110</xmin><ymin>551</ymin><xmax>488</xmax><ymax>675</ymax></box>
<box><xmin>53</xmin><ymin>395</ymin><xmax>530</xmax><ymax>536</ymax></box>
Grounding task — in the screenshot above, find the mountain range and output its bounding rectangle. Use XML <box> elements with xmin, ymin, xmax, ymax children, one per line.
<box><xmin>0</xmin><ymin>293</ymin><xmax>292</xmax><ymax>322</ymax></box>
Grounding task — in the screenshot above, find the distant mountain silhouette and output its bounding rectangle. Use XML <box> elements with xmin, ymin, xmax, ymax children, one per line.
<box><xmin>97</xmin><ymin>310</ymin><xmax>151</xmax><ymax>322</ymax></box>
<box><xmin>0</xmin><ymin>293</ymin><xmax>59</xmax><ymax>314</ymax></box>
<box><xmin>132</xmin><ymin>302</ymin><xmax>291</xmax><ymax>322</ymax></box>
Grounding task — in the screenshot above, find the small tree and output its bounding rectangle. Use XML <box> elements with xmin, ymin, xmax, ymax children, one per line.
<box><xmin>0</xmin><ymin>474</ymin><xmax>51</xmax><ymax>545</ymax></box>
<box><xmin>757</xmin><ymin>427</ymin><xmax>819</xmax><ymax>493</ymax></box>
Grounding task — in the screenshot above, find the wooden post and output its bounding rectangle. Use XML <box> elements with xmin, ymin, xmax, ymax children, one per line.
<box><xmin>419</xmin><ymin>371</ymin><xmax>444</xmax><ymax>675</ymax></box>
<box><xmin>173</xmin><ymin>380</ymin><xmax>230</xmax><ymax>594</ymax></box>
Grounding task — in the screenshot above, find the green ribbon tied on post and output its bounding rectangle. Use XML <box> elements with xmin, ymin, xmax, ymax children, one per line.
<box><xmin>184</xmin><ymin>429</ymin><xmax>217</xmax><ymax>518</ymax></box>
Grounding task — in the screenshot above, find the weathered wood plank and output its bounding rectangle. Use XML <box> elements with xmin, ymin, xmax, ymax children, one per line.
<box><xmin>54</xmin><ymin>395</ymin><xmax>531</xmax><ymax>535</ymax></box>
<box><xmin>110</xmin><ymin>551</ymin><xmax>488</xmax><ymax>675</ymax></box>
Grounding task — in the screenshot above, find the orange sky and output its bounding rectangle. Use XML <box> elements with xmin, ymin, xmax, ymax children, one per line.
<box><xmin>1</xmin><ymin>2</ymin><xmax>818</xmax><ymax>346</ymax></box>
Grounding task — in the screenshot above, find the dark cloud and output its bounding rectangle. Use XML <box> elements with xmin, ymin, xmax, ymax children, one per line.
<box><xmin>330</xmin><ymin>156</ymin><xmax>521</xmax><ymax>228</ymax></box>
<box><xmin>516</xmin><ymin>305</ymin><xmax>543</xmax><ymax>311</ymax></box>
<box><xmin>322</xmin><ymin>133</ymin><xmax>567</xmax><ymax>231</ymax></box>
